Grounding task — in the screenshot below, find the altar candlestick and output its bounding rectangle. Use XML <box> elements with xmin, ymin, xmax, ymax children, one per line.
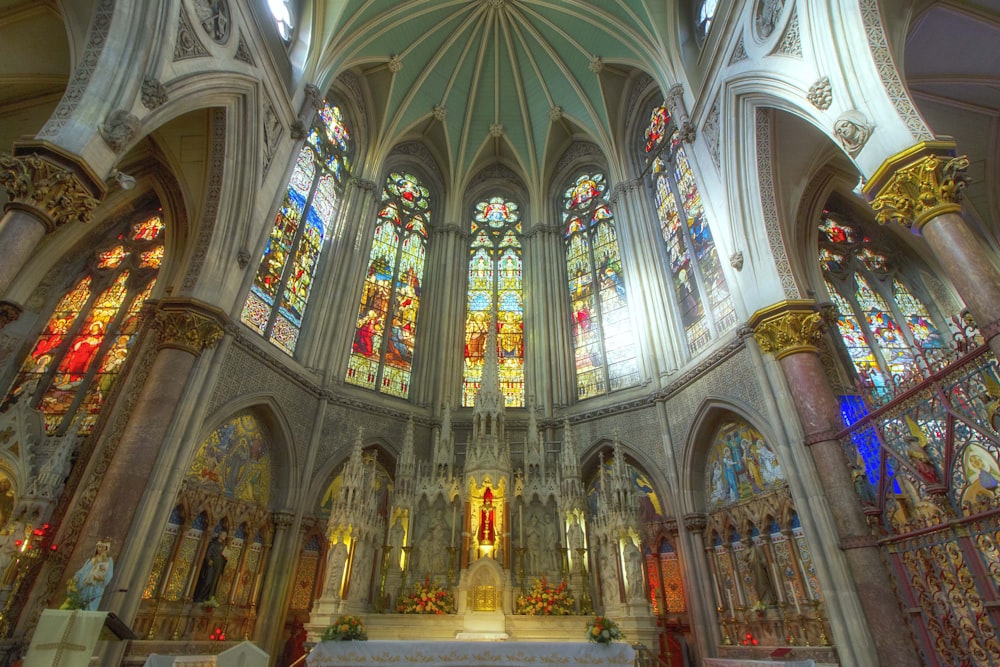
<box><xmin>726</xmin><ymin>589</ymin><xmax>734</xmax><ymax>611</ymax></box>
<box><xmin>790</xmin><ymin>585</ymin><xmax>801</xmax><ymax>615</ymax></box>
<box><xmin>798</xmin><ymin>559</ymin><xmax>812</xmax><ymax>599</ymax></box>
<box><xmin>518</xmin><ymin>505</ymin><xmax>524</xmax><ymax>545</ymax></box>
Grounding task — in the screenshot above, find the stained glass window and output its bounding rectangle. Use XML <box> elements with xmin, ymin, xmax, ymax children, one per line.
<box><xmin>819</xmin><ymin>211</ymin><xmax>947</xmax><ymax>390</ymax></box>
<box><xmin>1</xmin><ymin>209</ymin><xmax>165</xmax><ymax>435</ymax></box>
<box><xmin>563</xmin><ymin>174</ymin><xmax>640</xmax><ymax>400</ymax></box>
<box><xmin>267</xmin><ymin>0</ymin><xmax>294</xmax><ymax>42</ymax></box>
<box><xmin>462</xmin><ymin>196</ymin><xmax>524</xmax><ymax>407</ymax></box>
<box><xmin>696</xmin><ymin>0</ymin><xmax>720</xmax><ymax>40</ymax></box>
<box><xmin>241</xmin><ymin>100</ymin><xmax>350</xmax><ymax>355</ymax></box>
<box><xmin>345</xmin><ymin>172</ymin><xmax>430</xmax><ymax>399</ymax></box>
<box><xmin>645</xmin><ymin>105</ymin><xmax>736</xmax><ymax>355</ymax></box>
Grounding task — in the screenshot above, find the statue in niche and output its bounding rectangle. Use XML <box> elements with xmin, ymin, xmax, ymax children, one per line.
<box><xmin>348</xmin><ymin>542</ymin><xmax>368</xmax><ymax>602</ymax></box>
<box><xmin>62</xmin><ymin>539</ymin><xmax>114</xmax><ymax>610</ymax></box>
<box><xmin>568</xmin><ymin>517</ymin><xmax>585</xmax><ymax>553</ymax></box>
<box><xmin>746</xmin><ymin>543</ymin><xmax>777</xmax><ymax>605</ymax></box>
<box><xmin>477</xmin><ymin>486</ymin><xmax>496</xmax><ymax>545</ymax></box>
<box><xmin>599</xmin><ymin>545</ymin><xmax>619</xmax><ymax>606</ymax></box>
<box><xmin>624</xmin><ymin>539</ymin><xmax>644</xmax><ymax>600</ymax></box>
<box><xmin>526</xmin><ymin>509</ymin><xmax>542</xmax><ymax>573</ymax></box>
<box><xmin>388</xmin><ymin>517</ymin><xmax>406</xmax><ymax>571</ymax></box>
<box><xmin>324</xmin><ymin>541</ymin><xmax>348</xmax><ymax>598</ymax></box>
<box><xmin>192</xmin><ymin>531</ymin><xmax>228</xmax><ymax>603</ymax></box>
<box><xmin>417</xmin><ymin>511</ymin><xmax>446</xmax><ymax>575</ymax></box>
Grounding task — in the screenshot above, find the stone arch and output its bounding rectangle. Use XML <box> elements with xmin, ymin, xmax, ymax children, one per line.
<box><xmin>681</xmin><ymin>397</ymin><xmax>782</xmax><ymax>516</ymax></box>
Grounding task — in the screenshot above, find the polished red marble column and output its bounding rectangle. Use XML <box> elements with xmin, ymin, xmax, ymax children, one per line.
<box><xmin>864</xmin><ymin>141</ymin><xmax>1000</xmax><ymax>351</ymax></box>
<box><xmin>750</xmin><ymin>300</ymin><xmax>920</xmax><ymax>666</ymax></box>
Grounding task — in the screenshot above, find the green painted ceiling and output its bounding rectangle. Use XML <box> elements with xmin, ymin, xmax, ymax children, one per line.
<box><xmin>321</xmin><ymin>0</ymin><xmax>669</xmax><ymax>185</ymax></box>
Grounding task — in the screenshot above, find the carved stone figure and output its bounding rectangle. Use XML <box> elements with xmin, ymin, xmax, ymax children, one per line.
<box><xmin>834</xmin><ymin>110</ymin><xmax>873</xmax><ymax>157</ymax></box>
<box><xmin>324</xmin><ymin>541</ymin><xmax>348</xmax><ymax>598</ymax></box>
<box><xmin>194</xmin><ymin>0</ymin><xmax>231</xmax><ymax>43</ymax></box>
<box><xmin>755</xmin><ymin>0</ymin><xmax>785</xmax><ymax>38</ymax></box>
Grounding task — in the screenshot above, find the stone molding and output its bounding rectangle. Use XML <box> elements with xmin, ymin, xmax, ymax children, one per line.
<box><xmin>863</xmin><ymin>141</ymin><xmax>970</xmax><ymax>231</ymax></box>
<box><xmin>273</xmin><ymin>511</ymin><xmax>296</xmax><ymax>527</ymax></box>
<box><xmin>748</xmin><ymin>300</ymin><xmax>825</xmax><ymax>360</ymax></box>
<box><xmin>682</xmin><ymin>513</ymin><xmax>708</xmax><ymax>532</ymax></box>
<box><xmin>0</xmin><ymin>143</ymin><xmax>105</xmax><ymax>229</ymax></box>
<box><xmin>152</xmin><ymin>298</ymin><xmax>229</xmax><ymax>355</ymax></box>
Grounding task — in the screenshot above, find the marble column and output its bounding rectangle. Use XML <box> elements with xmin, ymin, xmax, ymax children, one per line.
<box><xmin>680</xmin><ymin>513</ymin><xmax>718</xmax><ymax>663</ymax></box>
<box><xmin>0</xmin><ymin>143</ymin><xmax>104</xmax><ymax>309</ymax></box>
<box><xmin>65</xmin><ymin>298</ymin><xmax>227</xmax><ymax>587</ymax></box>
<box><xmin>864</xmin><ymin>140</ymin><xmax>1000</xmax><ymax>352</ymax></box>
<box><xmin>749</xmin><ymin>300</ymin><xmax>919</xmax><ymax>666</ymax></box>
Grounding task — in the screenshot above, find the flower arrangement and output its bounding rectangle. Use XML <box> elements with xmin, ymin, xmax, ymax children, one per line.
<box><xmin>321</xmin><ymin>615</ymin><xmax>368</xmax><ymax>641</ymax></box>
<box><xmin>397</xmin><ymin>576</ymin><xmax>455</xmax><ymax>614</ymax></box>
<box><xmin>516</xmin><ymin>577</ymin><xmax>575</xmax><ymax>615</ymax></box>
<box><xmin>201</xmin><ymin>596</ymin><xmax>220</xmax><ymax>612</ymax></box>
<box><xmin>751</xmin><ymin>600</ymin><xmax>767</xmax><ymax>613</ymax></box>
<box><xmin>586</xmin><ymin>616</ymin><xmax>624</xmax><ymax>644</ymax></box>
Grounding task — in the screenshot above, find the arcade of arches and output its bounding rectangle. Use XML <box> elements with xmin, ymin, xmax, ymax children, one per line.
<box><xmin>0</xmin><ymin>1</ymin><xmax>998</xmax><ymax>666</ymax></box>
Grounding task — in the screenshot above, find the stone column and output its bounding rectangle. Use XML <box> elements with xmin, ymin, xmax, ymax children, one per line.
<box><xmin>680</xmin><ymin>513</ymin><xmax>718</xmax><ymax>664</ymax></box>
<box><xmin>0</xmin><ymin>143</ymin><xmax>104</xmax><ymax>317</ymax></box>
<box><xmin>65</xmin><ymin>298</ymin><xmax>227</xmax><ymax>585</ymax></box>
<box><xmin>255</xmin><ymin>510</ymin><xmax>299</xmax><ymax>649</ymax></box>
<box><xmin>864</xmin><ymin>140</ymin><xmax>1000</xmax><ymax>352</ymax></box>
<box><xmin>749</xmin><ymin>300</ymin><xmax>919</xmax><ymax>666</ymax></box>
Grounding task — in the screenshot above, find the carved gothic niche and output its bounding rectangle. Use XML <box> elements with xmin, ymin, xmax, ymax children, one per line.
<box><xmin>193</xmin><ymin>0</ymin><xmax>231</xmax><ymax>45</ymax></box>
<box><xmin>833</xmin><ymin>110</ymin><xmax>874</xmax><ymax>158</ymax></box>
<box><xmin>754</xmin><ymin>0</ymin><xmax>786</xmax><ymax>39</ymax></box>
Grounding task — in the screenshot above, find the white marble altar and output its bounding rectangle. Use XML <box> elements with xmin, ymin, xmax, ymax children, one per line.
<box><xmin>307</xmin><ymin>640</ymin><xmax>635</xmax><ymax>667</ymax></box>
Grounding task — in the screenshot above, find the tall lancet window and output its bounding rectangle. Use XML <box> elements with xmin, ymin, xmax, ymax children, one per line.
<box><xmin>819</xmin><ymin>212</ymin><xmax>946</xmax><ymax>394</ymax></box>
<box><xmin>241</xmin><ymin>100</ymin><xmax>351</xmax><ymax>355</ymax></box>
<box><xmin>462</xmin><ymin>196</ymin><xmax>524</xmax><ymax>408</ymax></box>
<box><xmin>345</xmin><ymin>171</ymin><xmax>430</xmax><ymax>399</ymax></box>
<box><xmin>563</xmin><ymin>173</ymin><xmax>640</xmax><ymax>400</ymax></box>
<box><xmin>1</xmin><ymin>206</ymin><xmax>165</xmax><ymax>435</ymax></box>
<box><xmin>644</xmin><ymin>103</ymin><xmax>735</xmax><ymax>355</ymax></box>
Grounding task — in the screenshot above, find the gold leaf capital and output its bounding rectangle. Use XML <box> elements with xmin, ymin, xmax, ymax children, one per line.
<box><xmin>863</xmin><ymin>141</ymin><xmax>969</xmax><ymax>231</ymax></box>
<box><xmin>152</xmin><ymin>299</ymin><xmax>228</xmax><ymax>355</ymax></box>
<box><xmin>748</xmin><ymin>300</ymin><xmax>826</xmax><ymax>359</ymax></box>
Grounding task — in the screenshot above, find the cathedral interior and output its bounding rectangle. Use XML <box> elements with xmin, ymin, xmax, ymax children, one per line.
<box><xmin>0</xmin><ymin>1</ymin><xmax>998</xmax><ymax>666</ymax></box>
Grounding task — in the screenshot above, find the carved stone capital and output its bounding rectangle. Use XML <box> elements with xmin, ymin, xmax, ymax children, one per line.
<box><xmin>682</xmin><ymin>513</ymin><xmax>707</xmax><ymax>532</ymax></box>
<box><xmin>0</xmin><ymin>300</ymin><xmax>23</xmax><ymax>329</ymax></box>
<box><xmin>350</xmin><ymin>177</ymin><xmax>378</xmax><ymax>193</ymax></box>
<box><xmin>99</xmin><ymin>110</ymin><xmax>141</xmax><ymax>154</ymax></box>
<box><xmin>273</xmin><ymin>511</ymin><xmax>296</xmax><ymax>527</ymax></box>
<box><xmin>1</xmin><ymin>143</ymin><xmax>104</xmax><ymax>229</ymax></box>
<box><xmin>863</xmin><ymin>140</ymin><xmax>970</xmax><ymax>231</ymax></box>
<box><xmin>748</xmin><ymin>300</ymin><xmax>825</xmax><ymax>359</ymax></box>
<box><xmin>152</xmin><ymin>298</ymin><xmax>228</xmax><ymax>355</ymax></box>
<box><xmin>661</xmin><ymin>518</ymin><xmax>679</xmax><ymax>535</ymax></box>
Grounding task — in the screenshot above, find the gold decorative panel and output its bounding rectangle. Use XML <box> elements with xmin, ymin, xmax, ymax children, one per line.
<box><xmin>469</xmin><ymin>585</ymin><xmax>498</xmax><ymax>611</ymax></box>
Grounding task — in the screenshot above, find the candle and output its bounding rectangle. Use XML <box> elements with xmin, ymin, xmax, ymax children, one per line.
<box><xmin>726</xmin><ymin>589</ymin><xmax>734</xmax><ymax>611</ymax></box>
<box><xmin>791</xmin><ymin>585</ymin><xmax>801</xmax><ymax>616</ymax></box>
<box><xmin>451</xmin><ymin>504</ymin><xmax>457</xmax><ymax>546</ymax></box>
<box><xmin>798</xmin><ymin>559</ymin><xmax>812</xmax><ymax>599</ymax></box>
<box><xmin>519</xmin><ymin>505</ymin><xmax>524</xmax><ymax>545</ymax></box>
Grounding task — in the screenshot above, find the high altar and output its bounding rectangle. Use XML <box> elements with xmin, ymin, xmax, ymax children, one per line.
<box><xmin>306</xmin><ymin>321</ymin><xmax>658</xmax><ymax>651</ymax></box>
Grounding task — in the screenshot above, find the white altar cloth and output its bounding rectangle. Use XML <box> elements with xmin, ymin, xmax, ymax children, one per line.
<box><xmin>704</xmin><ymin>659</ymin><xmax>814</xmax><ymax>667</ymax></box>
<box><xmin>307</xmin><ymin>640</ymin><xmax>636</xmax><ymax>667</ymax></box>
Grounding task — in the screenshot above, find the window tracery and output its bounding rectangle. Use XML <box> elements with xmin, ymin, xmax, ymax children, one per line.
<box><xmin>242</xmin><ymin>100</ymin><xmax>351</xmax><ymax>355</ymax></box>
<box><xmin>345</xmin><ymin>172</ymin><xmax>430</xmax><ymax>399</ymax></box>
<box><xmin>644</xmin><ymin>103</ymin><xmax>736</xmax><ymax>355</ymax></box>
<box><xmin>696</xmin><ymin>0</ymin><xmax>720</xmax><ymax>41</ymax></box>
<box><xmin>563</xmin><ymin>173</ymin><xmax>640</xmax><ymax>400</ymax></box>
<box><xmin>1</xmin><ymin>207</ymin><xmax>164</xmax><ymax>435</ymax></box>
<box><xmin>819</xmin><ymin>211</ymin><xmax>947</xmax><ymax>394</ymax></box>
<box><xmin>463</xmin><ymin>196</ymin><xmax>524</xmax><ymax>407</ymax></box>
<box><xmin>267</xmin><ymin>0</ymin><xmax>294</xmax><ymax>42</ymax></box>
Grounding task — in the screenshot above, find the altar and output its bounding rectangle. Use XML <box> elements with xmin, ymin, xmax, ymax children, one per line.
<box><xmin>307</xmin><ymin>640</ymin><xmax>635</xmax><ymax>667</ymax></box>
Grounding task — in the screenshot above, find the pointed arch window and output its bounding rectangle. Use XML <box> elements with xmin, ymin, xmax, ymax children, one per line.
<box><xmin>1</xmin><ymin>207</ymin><xmax>165</xmax><ymax>435</ymax></box>
<box><xmin>462</xmin><ymin>196</ymin><xmax>524</xmax><ymax>407</ymax></box>
<box><xmin>563</xmin><ymin>173</ymin><xmax>640</xmax><ymax>400</ymax></box>
<box><xmin>644</xmin><ymin>103</ymin><xmax>736</xmax><ymax>355</ymax></box>
<box><xmin>266</xmin><ymin>0</ymin><xmax>294</xmax><ymax>42</ymax></box>
<box><xmin>241</xmin><ymin>100</ymin><xmax>351</xmax><ymax>355</ymax></box>
<box><xmin>696</xmin><ymin>0</ymin><xmax>720</xmax><ymax>40</ymax></box>
<box><xmin>819</xmin><ymin>212</ymin><xmax>947</xmax><ymax>393</ymax></box>
<box><xmin>345</xmin><ymin>172</ymin><xmax>430</xmax><ymax>399</ymax></box>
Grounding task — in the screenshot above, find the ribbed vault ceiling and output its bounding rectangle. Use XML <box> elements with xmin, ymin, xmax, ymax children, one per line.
<box><xmin>320</xmin><ymin>0</ymin><xmax>670</xmax><ymax>184</ymax></box>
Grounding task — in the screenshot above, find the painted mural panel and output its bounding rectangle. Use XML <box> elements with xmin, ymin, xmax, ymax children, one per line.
<box><xmin>186</xmin><ymin>411</ymin><xmax>271</xmax><ymax>506</ymax></box>
<box><xmin>706</xmin><ymin>421</ymin><xmax>784</xmax><ymax>509</ymax></box>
